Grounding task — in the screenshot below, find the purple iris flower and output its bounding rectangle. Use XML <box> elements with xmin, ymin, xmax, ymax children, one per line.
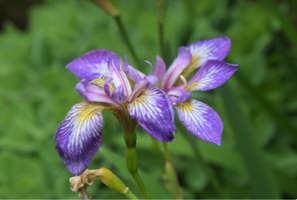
<box><xmin>152</xmin><ymin>37</ymin><xmax>239</xmax><ymax>146</ymax></box>
<box><xmin>54</xmin><ymin>50</ymin><xmax>176</xmax><ymax>175</ymax></box>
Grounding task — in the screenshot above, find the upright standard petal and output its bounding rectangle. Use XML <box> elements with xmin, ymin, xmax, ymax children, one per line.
<box><xmin>66</xmin><ymin>50</ymin><xmax>115</xmax><ymax>81</ymax></box>
<box><xmin>155</xmin><ymin>55</ymin><xmax>166</xmax><ymax>87</ymax></box>
<box><xmin>175</xmin><ymin>99</ymin><xmax>223</xmax><ymax>145</ymax></box>
<box><xmin>128</xmin><ymin>87</ymin><xmax>176</xmax><ymax>142</ymax></box>
<box><xmin>161</xmin><ymin>47</ymin><xmax>192</xmax><ymax>91</ymax></box>
<box><xmin>53</xmin><ymin>102</ymin><xmax>108</xmax><ymax>175</ymax></box>
<box><xmin>187</xmin><ymin>60</ymin><xmax>239</xmax><ymax>91</ymax></box>
<box><xmin>107</xmin><ymin>54</ymin><xmax>132</xmax><ymax>97</ymax></box>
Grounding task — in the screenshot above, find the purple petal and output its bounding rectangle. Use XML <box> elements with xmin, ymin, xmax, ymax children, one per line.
<box><xmin>167</xmin><ymin>87</ymin><xmax>191</xmax><ymax>103</ymax></box>
<box><xmin>161</xmin><ymin>47</ymin><xmax>192</xmax><ymax>91</ymax></box>
<box><xmin>122</xmin><ymin>55</ymin><xmax>145</xmax><ymax>83</ymax></box>
<box><xmin>175</xmin><ymin>99</ymin><xmax>223</xmax><ymax>145</ymax></box>
<box><xmin>107</xmin><ymin>54</ymin><xmax>132</xmax><ymax>96</ymax></box>
<box><xmin>103</xmin><ymin>77</ymin><xmax>113</xmax><ymax>96</ymax></box>
<box><xmin>76</xmin><ymin>79</ymin><xmax>119</xmax><ymax>105</ymax></box>
<box><xmin>66</xmin><ymin>50</ymin><xmax>115</xmax><ymax>81</ymax></box>
<box><xmin>112</xmin><ymin>85</ymin><xmax>127</xmax><ymax>104</ymax></box>
<box><xmin>53</xmin><ymin>102</ymin><xmax>106</xmax><ymax>175</ymax></box>
<box><xmin>128</xmin><ymin>87</ymin><xmax>176</xmax><ymax>142</ymax></box>
<box><xmin>155</xmin><ymin>55</ymin><xmax>166</xmax><ymax>86</ymax></box>
<box><xmin>143</xmin><ymin>75</ymin><xmax>158</xmax><ymax>86</ymax></box>
<box><xmin>187</xmin><ymin>37</ymin><xmax>231</xmax><ymax>68</ymax></box>
<box><xmin>128</xmin><ymin>79</ymin><xmax>149</xmax><ymax>102</ymax></box>
<box><xmin>187</xmin><ymin>60</ymin><xmax>239</xmax><ymax>91</ymax></box>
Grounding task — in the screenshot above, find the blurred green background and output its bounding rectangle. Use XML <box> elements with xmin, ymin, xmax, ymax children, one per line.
<box><xmin>0</xmin><ymin>0</ymin><xmax>297</xmax><ymax>199</ymax></box>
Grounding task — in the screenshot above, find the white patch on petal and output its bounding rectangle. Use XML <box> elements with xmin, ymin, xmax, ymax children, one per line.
<box><xmin>54</xmin><ymin>102</ymin><xmax>107</xmax><ymax>175</ymax></box>
<box><xmin>128</xmin><ymin>87</ymin><xmax>176</xmax><ymax>142</ymax></box>
<box><xmin>175</xmin><ymin>99</ymin><xmax>223</xmax><ymax>145</ymax></box>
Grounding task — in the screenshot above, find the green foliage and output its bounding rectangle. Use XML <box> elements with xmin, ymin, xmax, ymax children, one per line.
<box><xmin>0</xmin><ymin>0</ymin><xmax>296</xmax><ymax>198</ymax></box>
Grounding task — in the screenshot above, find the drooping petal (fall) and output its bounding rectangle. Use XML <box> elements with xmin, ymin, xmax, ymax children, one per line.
<box><xmin>175</xmin><ymin>99</ymin><xmax>223</xmax><ymax>145</ymax></box>
<box><xmin>187</xmin><ymin>37</ymin><xmax>231</xmax><ymax>68</ymax></box>
<box><xmin>76</xmin><ymin>79</ymin><xmax>119</xmax><ymax>105</ymax></box>
<box><xmin>128</xmin><ymin>87</ymin><xmax>176</xmax><ymax>142</ymax></box>
<box><xmin>66</xmin><ymin>50</ymin><xmax>115</xmax><ymax>81</ymax></box>
<box><xmin>161</xmin><ymin>47</ymin><xmax>192</xmax><ymax>91</ymax></box>
<box><xmin>177</xmin><ymin>37</ymin><xmax>232</xmax><ymax>82</ymax></box>
<box><xmin>54</xmin><ymin>102</ymin><xmax>109</xmax><ymax>175</ymax></box>
<box><xmin>186</xmin><ymin>60</ymin><xmax>239</xmax><ymax>91</ymax></box>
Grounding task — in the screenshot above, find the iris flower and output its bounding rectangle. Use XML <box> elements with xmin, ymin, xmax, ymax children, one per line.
<box><xmin>152</xmin><ymin>37</ymin><xmax>239</xmax><ymax>145</ymax></box>
<box><xmin>54</xmin><ymin>50</ymin><xmax>176</xmax><ymax>175</ymax></box>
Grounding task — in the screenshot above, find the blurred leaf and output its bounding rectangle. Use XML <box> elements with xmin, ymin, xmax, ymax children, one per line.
<box><xmin>218</xmin><ymin>83</ymin><xmax>280</xmax><ymax>198</ymax></box>
<box><xmin>263</xmin><ymin>0</ymin><xmax>297</xmax><ymax>48</ymax></box>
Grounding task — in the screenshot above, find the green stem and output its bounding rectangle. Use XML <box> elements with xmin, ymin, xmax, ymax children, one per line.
<box><xmin>158</xmin><ymin>23</ymin><xmax>168</xmax><ymax>64</ymax></box>
<box><xmin>162</xmin><ymin>142</ymin><xmax>171</xmax><ymax>160</ymax></box>
<box><xmin>124</xmin><ymin>189</ymin><xmax>139</xmax><ymax>200</ymax></box>
<box><xmin>158</xmin><ymin>0</ymin><xmax>168</xmax><ymax>65</ymax></box>
<box><xmin>114</xmin><ymin>16</ymin><xmax>142</xmax><ymax>69</ymax></box>
<box><xmin>180</xmin><ymin>131</ymin><xmax>226</xmax><ymax>198</ymax></box>
<box><xmin>125</xmin><ymin>131</ymin><xmax>151</xmax><ymax>199</ymax></box>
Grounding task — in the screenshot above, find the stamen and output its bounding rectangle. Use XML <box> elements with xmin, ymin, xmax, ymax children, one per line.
<box><xmin>180</xmin><ymin>75</ymin><xmax>188</xmax><ymax>88</ymax></box>
<box><xmin>145</xmin><ymin>60</ymin><xmax>154</xmax><ymax>75</ymax></box>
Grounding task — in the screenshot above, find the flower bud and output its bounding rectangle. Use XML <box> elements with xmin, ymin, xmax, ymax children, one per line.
<box><xmin>95</xmin><ymin>167</ymin><xmax>128</xmax><ymax>194</ymax></box>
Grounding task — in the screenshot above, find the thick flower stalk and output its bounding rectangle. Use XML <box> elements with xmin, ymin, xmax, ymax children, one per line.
<box><xmin>151</xmin><ymin>37</ymin><xmax>239</xmax><ymax>145</ymax></box>
<box><xmin>53</xmin><ymin>50</ymin><xmax>176</xmax><ymax>176</ymax></box>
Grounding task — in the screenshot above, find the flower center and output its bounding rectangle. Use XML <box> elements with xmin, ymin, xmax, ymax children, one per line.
<box><xmin>90</xmin><ymin>76</ymin><xmax>116</xmax><ymax>94</ymax></box>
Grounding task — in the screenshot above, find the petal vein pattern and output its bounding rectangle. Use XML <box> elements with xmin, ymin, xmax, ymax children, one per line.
<box><xmin>53</xmin><ymin>102</ymin><xmax>107</xmax><ymax>175</ymax></box>
<box><xmin>175</xmin><ymin>99</ymin><xmax>223</xmax><ymax>145</ymax></box>
<box><xmin>187</xmin><ymin>60</ymin><xmax>239</xmax><ymax>91</ymax></box>
<box><xmin>188</xmin><ymin>37</ymin><xmax>231</xmax><ymax>68</ymax></box>
<box><xmin>128</xmin><ymin>87</ymin><xmax>176</xmax><ymax>142</ymax></box>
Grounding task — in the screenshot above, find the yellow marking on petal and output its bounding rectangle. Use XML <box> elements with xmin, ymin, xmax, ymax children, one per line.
<box><xmin>174</xmin><ymin>54</ymin><xmax>200</xmax><ymax>86</ymax></box>
<box><xmin>77</xmin><ymin>103</ymin><xmax>102</xmax><ymax>123</ymax></box>
<box><xmin>176</xmin><ymin>100</ymin><xmax>194</xmax><ymax>113</ymax></box>
<box><xmin>77</xmin><ymin>102</ymin><xmax>117</xmax><ymax>123</ymax></box>
<box><xmin>185</xmin><ymin>82</ymin><xmax>199</xmax><ymax>92</ymax></box>
<box><xmin>131</xmin><ymin>93</ymin><xmax>146</xmax><ymax>106</ymax></box>
<box><xmin>90</xmin><ymin>76</ymin><xmax>116</xmax><ymax>93</ymax></box>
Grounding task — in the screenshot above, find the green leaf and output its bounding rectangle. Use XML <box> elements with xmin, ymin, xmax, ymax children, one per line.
<box><xmin>218</xmin><ymin>83</ymin><xmax>280</xmax><ymax>198</ymax></box>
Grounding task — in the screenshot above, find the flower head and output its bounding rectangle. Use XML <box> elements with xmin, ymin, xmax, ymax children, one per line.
<box><xmin>54</xmin><ymin>50</ymin><xmax>176</xmax><ymax>175</ymax></box>
<box><xmin>153</xmin><ymin>37</ymin><xmax>239</xmax><ymax>145</ymax></box>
